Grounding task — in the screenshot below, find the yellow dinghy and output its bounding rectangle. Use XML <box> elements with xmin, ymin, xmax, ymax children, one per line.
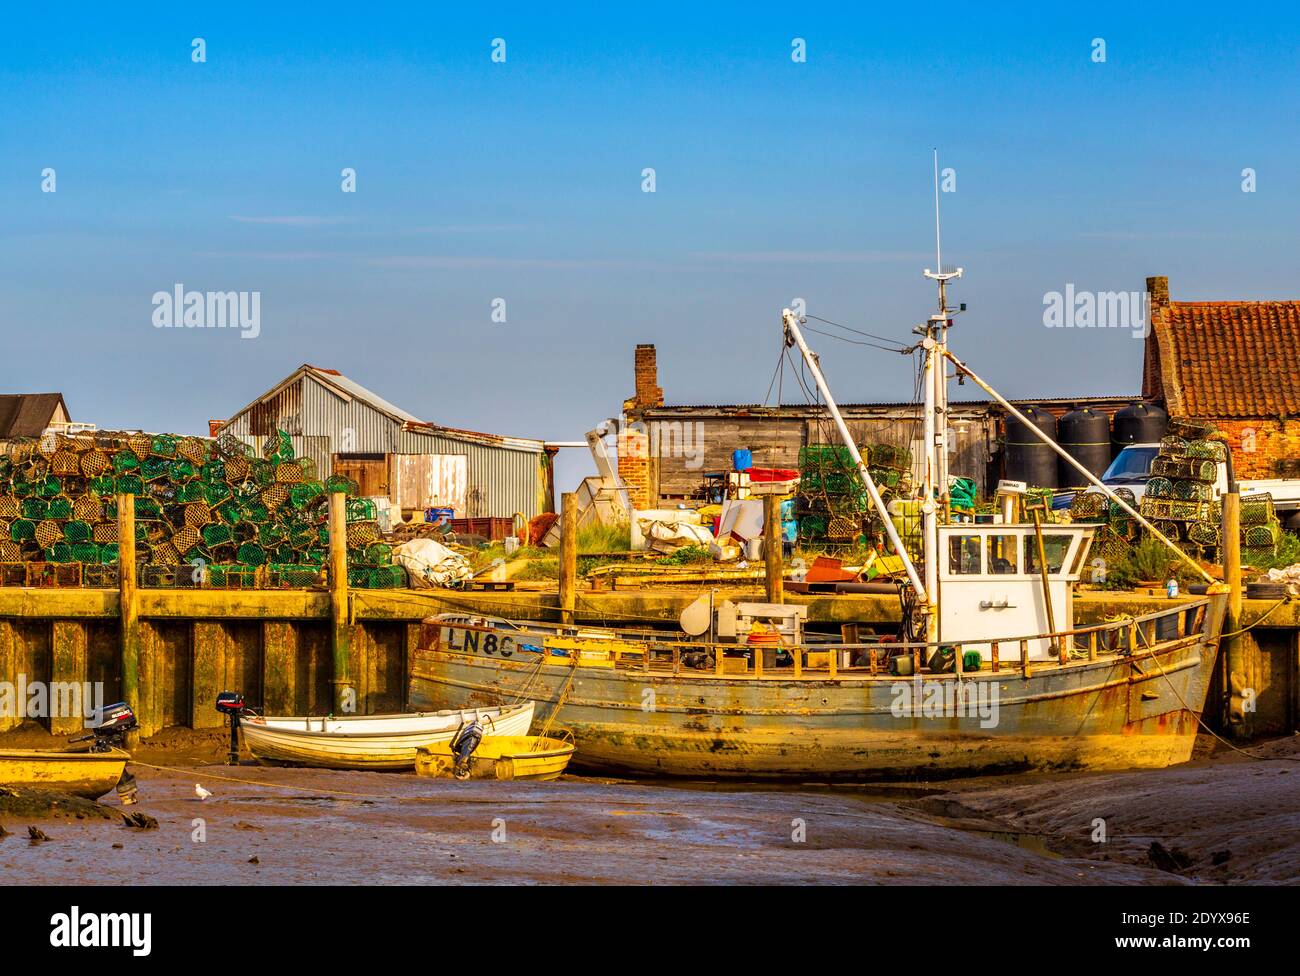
<box><xmin>415</xmin><ymin>735</ymin><xmax>574</xmax><ymax>782</ymax></box>
<box><xmin>0</xmin><ymin>748</ymin><xmax>130</xmax><ymax>800</ymax></box>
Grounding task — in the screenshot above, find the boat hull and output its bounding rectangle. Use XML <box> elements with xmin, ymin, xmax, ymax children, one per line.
<box><xmin>0</xmin><ymin>749</ymin><xmax>129</xmax><ymax>799</ymax></box>
<box><xmin>415</xmin><ymin>735</ymin><xmax>575</xmax><ymax>781</ymax></box>
<box><xmin>409</xmin><ymin>602</ymin><xmax>1225</xmax><ymax>781</ymax></box>
<box><xmin>240</xmin><ymin>703</ymin><xmax>534</xmax><ymax>770</ymax></box>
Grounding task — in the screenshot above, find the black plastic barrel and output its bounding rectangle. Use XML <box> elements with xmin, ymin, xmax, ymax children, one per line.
<box><xmin>1004</xmin><ymin>406</ymin><xmax>1059</xmax><ymax>489</ymax></box>
<box><xmin>1058</xmin><ymin>407</ymin><xmax>1112</xmax><ymax>487</ymax></box>
<box><xmin>1111</xmin><ymin>402</ymin><xmax>1168</xmax><ymax>456</ymax></box>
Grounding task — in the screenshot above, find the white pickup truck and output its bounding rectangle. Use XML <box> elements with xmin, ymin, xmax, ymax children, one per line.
<box><xmin>1053</xmin><ymin>443</ymin><xmax>1300</xmax><ymax>527</ymax></box>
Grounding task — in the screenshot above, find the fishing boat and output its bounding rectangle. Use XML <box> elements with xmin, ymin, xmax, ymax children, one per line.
<box><xmin>409</xmin><ymin>194</ymin><xmax>1229</xmax><ymax>781</ymax></box>
<box><xmin>0</xmin><ymin>748</ymin><xmax>130</xmax><ymax>799</ymax></box>
<box><xmin>239</xmin><ymin>702</ymin><xmax>535</xmax><ymax>769</ymax></box>
<box><xmin>415</xmin><ymin>734</ymin><xmax>575</xmax><ymax>781</ymax></box>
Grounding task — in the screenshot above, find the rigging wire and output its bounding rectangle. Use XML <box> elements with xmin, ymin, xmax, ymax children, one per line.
<box><xmin>805</xmin><ymin>313</ymin><xmax>911</xmax><ymax>349</ymax></box>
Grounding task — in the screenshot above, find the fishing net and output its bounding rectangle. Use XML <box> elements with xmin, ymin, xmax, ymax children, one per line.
<box><xmin>1240</xmin><ymin>494</ymin><xmax>1275</xmax><ymax>526</ymax></box>
<box><xmin>1145</xmin><ymin>477</ymin><xmax>1173</xmax><ymax>499</ymax></box>
<box><xmin>346</xmin><ymin>498</ymin><xmax>377</xmax><ymax>522</ymax></box>
<box><xmin>35</xmin><ymin>520</ymin><xmax>63</xmax><ymax>548</ymax></box>
<box><xmin>63</xmin><ymin>521</ymin><xmax>92</xmax><ymax>544</ymax></box>
<box><xmin>171</xmin><ymin>525</ymin><xmax>201</xmax><ymax>555</ymax></box>
<box><xmin>1172</xmin><ymin>480</ymin><xmax>1213</xmax><ymax>502</ymax></box>
<box><xmin>51</xmin><ymin>450</ymin><xmax>82</xmax><ymax>476</ymax></box>
<box><xmin>346</xmin><ymin>521</ymin><xmax>380</xmax><ymax>548</ymax></box>
<box><xmin>325</xmin><ymin>475</ymin><xmax>359</xmax><ymax>496</ymax></box>
<box><xmin>1168</xmin><ymin>417</ymin><xmax>1216</xmax><ymax>441</ymax></box>
<box><xmin>176</xmin><ymin>437</ymin><xmax>209</xmax><ymax>466</ymax></box>
<box><xmin>1185</xmin><ymin>439</ymin><xmax>1227</xmax><ymax>462</ymax></box>
<box><xmin>0</xmin><ymin>426</ymin><xmax>406</xmax><ymax>589</ymax></box>
<box><xmin>274</xmin><ymin>461</ymin><xmax>304</xmax><ymax>484</ymax></box>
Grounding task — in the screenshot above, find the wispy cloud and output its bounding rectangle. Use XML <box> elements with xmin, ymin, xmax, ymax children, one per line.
<box><xmin>690</xmin><ymin>249</ymin><xmax>927</xmax><ymax>264</ymax></box>
<box><xmin>1076</xmin><ymin>231</ymin><xmax>1236</xmax><ymax>241</ymax></box>
<box><xmin>369</xmin><ymin>255</ymin><xmax>662</xmax><ymax>271</ymax></box>
<box><xmin>228</xmin><ymin>215</ymin><xmax>354</xmax><ymax>227</ymax></box>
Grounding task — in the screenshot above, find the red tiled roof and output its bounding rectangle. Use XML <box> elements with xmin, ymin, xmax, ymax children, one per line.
<box><xmin>1144</xmin><ymin>292</ymin><xmax>1300</xmax><ymax>419</ymax></box>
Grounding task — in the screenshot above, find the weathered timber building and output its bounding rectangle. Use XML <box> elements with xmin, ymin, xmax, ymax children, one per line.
<box><xmin>0</xmin><ymin>393</ymin><xmax>71</xmax><ymax>447</ymax></box>
<box><xmin>218</xmin><ymin>365</ymin><xmax>554</xmax><ymax>520</ymax></box>
<box><xmin>618</xmin><ymin>344</ymin><xmax>1133</xmax><ymax>508</ymax></box>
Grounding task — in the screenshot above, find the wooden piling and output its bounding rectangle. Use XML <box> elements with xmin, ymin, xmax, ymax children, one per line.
<box><xmin>559</xmin><ymin>492</ymin><xmax>577</xmax><ymax>626</ymax></box>
<box><xmin>328</xmin><ymin>490</ymin><xmax>351</xmax><ymax>713</ymax></box>
<box><xmin>764</xmin><ymin>494</ymin><xmax>783</xmax><ymax>604</ymax></box>
<box><xmin>1222</xmin><ymin>490</ymin><xmax>1243</xmax><ymax>731</ymax></box>
<box><xmin>116</xmin><ymin>493</ymin><xmax>147</xmax><ymax>741</ymax></box>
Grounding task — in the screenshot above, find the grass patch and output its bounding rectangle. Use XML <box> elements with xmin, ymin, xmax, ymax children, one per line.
<box><xmin>577</xmin><ymin>522</ymin><xmax>631</xmax><ymax>553</ymax></box>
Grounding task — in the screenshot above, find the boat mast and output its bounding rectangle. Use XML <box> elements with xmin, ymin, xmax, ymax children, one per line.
<box><xmin>781</xmin><ymin>310</ymin><xmax>929</xmax><ymax>603</ymax></box>
<box><xmin>920</xmin><ymin>150</ymin><xmax>963</xmax><ymax>642</ymax></box>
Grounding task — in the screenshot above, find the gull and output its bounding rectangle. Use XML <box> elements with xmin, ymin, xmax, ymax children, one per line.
<box><xmin>194</xmin><ymin>783</ymin><xmax>212</xmax><ymax>800</ymax></box>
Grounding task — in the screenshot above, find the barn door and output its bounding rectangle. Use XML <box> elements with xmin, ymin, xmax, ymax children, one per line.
<box><xmin>332</xmin><ymin>454</ymin><xmax>389</xmax><ymax>498</ymax></box>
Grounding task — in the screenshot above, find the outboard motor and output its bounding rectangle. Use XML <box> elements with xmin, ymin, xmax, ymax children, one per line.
<box><xmin>215</xmin><ymin>691</ymin><xmax>246</xmax><ymax>766</ymax></box>
<box><xmin>69</xmin><ymin>702</ymin><xmax>139</xmax><ymax>804</ymax></box>
<box><xmin>69</xmin><ymin>702</ymin><xmax>137</xmax><ymax>753</ymax></box>
<box><xmin>449</xmin><ymin>718</ymin><xmax>485</xmax><ymax>780</ymax></box>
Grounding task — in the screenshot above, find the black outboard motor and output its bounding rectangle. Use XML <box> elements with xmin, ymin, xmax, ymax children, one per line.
<box><xmin>69</xmin><ymin>702</ymin><xmax>139</xmax><ymax>804</ymax></box>
<box><xmin>69</xmin><ymin>702</ymin><xmax>137</xmax><ymax>753</ymax></box>
<box><xmin>449</xmin><ymin>718</ymin><xmax>485</xmax><ymax>781</ymax></box>
<box><xmin>215</xmin><ymin>691</ymin><xmax>245</xmax><ymax>766</ymax></box>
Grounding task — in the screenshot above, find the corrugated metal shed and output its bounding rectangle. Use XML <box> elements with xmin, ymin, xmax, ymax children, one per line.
<box><xmin>219</xmin><ymin>365</ymin><xmax>548</xmax><ymax>519</ymax></box>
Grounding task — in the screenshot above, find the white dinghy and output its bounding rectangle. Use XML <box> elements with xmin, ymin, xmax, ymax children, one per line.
<box><xmin>239</xmin><ymin>702</ymin><xmax>535</xmax><ymax>770</ymax></box>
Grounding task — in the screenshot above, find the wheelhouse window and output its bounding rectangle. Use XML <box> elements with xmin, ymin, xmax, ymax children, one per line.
<box><xmin>948</xmin><ymin>535</ymin><xmax>983</xmax><ymax>574</ymax></box>
<box><xmin>986</xmin><ymin>535</ymin><xmax>1018</xmax><ymax>574</ymax></box>
<box><xmin>1025</xmin><ymin>534</ymin><xmax>1072</xmax><ymax>574</ymax></box>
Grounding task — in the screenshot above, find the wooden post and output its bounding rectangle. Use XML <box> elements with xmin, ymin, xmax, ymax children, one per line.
<box><xmin>764</xmin><ymin>494</ymin><xmax>783</xmax><ymax>604</ymax></box>
<box><xmin>1019</xmin><ymin>639</ymin><xmax>1029</xmax><ymax>679</ymax></box>
<box><xmin>328</xmin><ymin>491</ymin><xmax>351</xmax><ymax>714</ymax></box>
<box><xmin>559</xmin><ymin>492</ymin><xmax>577</xmax><ymax>627</ymax></box>
<box><xmin>1030</xmin><ymin>507</ymin><xmax>1059</xmax><ymax>660</ymax></box>
<box><xmin>117</xmin><ymin>493</ymin><xmax>142</xmax><ymax>745</ymax></box>
<box><xmin>1222</xmin><ymin>490</ymin><xmax>1244</xmax><ymax>732</ymax></box>
<box><xmin>1088</xmin><ymin>630</ymin><xmax>1098</xmax><ymax>662</ymax></box>
<box><xmin>990</xmin><ymin>640</ymin><xmax>1000</xmax><ymax>673</ymax></box>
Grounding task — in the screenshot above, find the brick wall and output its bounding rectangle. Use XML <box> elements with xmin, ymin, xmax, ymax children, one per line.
<box><xmin>617</xmin><ymin>420</ymin><xmax>652</xmax><ymax>509</ymax></box>
<box><xmin>1210</xmin><ymin>419</ymin><xmax>1299</xmax><ymax>479</ymax></box>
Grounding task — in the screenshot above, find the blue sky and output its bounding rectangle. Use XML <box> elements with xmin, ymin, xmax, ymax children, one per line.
<box><xmin>2</xmin><ymin>4</ymin><xmax>1297</xmax><ymax>491</ymax></box>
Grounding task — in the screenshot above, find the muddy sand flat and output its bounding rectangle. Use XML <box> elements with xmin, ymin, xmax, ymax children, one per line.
<box><xmin>2</xmin><ymin>731</ymin><xmax>1295</xmax><ymax>885</ymax></box>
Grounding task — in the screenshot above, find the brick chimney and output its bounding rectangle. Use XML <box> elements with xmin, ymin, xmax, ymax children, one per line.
<box><xmin>1146</xmin><ymin>275</ymin><xmax>1169</xmax><ymax>309</ymax></box>
<box><xmin>633</xmin><ymin>344</ymin><xmax>663</xmax><ymax>409</ymax></box>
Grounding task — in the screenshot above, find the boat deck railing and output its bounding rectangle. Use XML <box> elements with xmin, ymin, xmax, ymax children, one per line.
<box><xmin>438</xmin><ymin>597</ymin><xmax>1216</xmax><ymax>680</ymax></box>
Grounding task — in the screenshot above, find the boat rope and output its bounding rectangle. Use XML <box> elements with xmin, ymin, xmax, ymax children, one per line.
<box><xmin>535</xmin><ymin>661</ymin><xmax>579</xmax><ymax>746</ymax></box>
<box><xmin>1142</xmin><ymin>638</ymin><xmax>1300</xmax><ymax>765</ymax></box>
<box><xmin>1216</xmin><ymin>596</ymin><xmax>1289</xmax><ymax>639</ymax></box>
